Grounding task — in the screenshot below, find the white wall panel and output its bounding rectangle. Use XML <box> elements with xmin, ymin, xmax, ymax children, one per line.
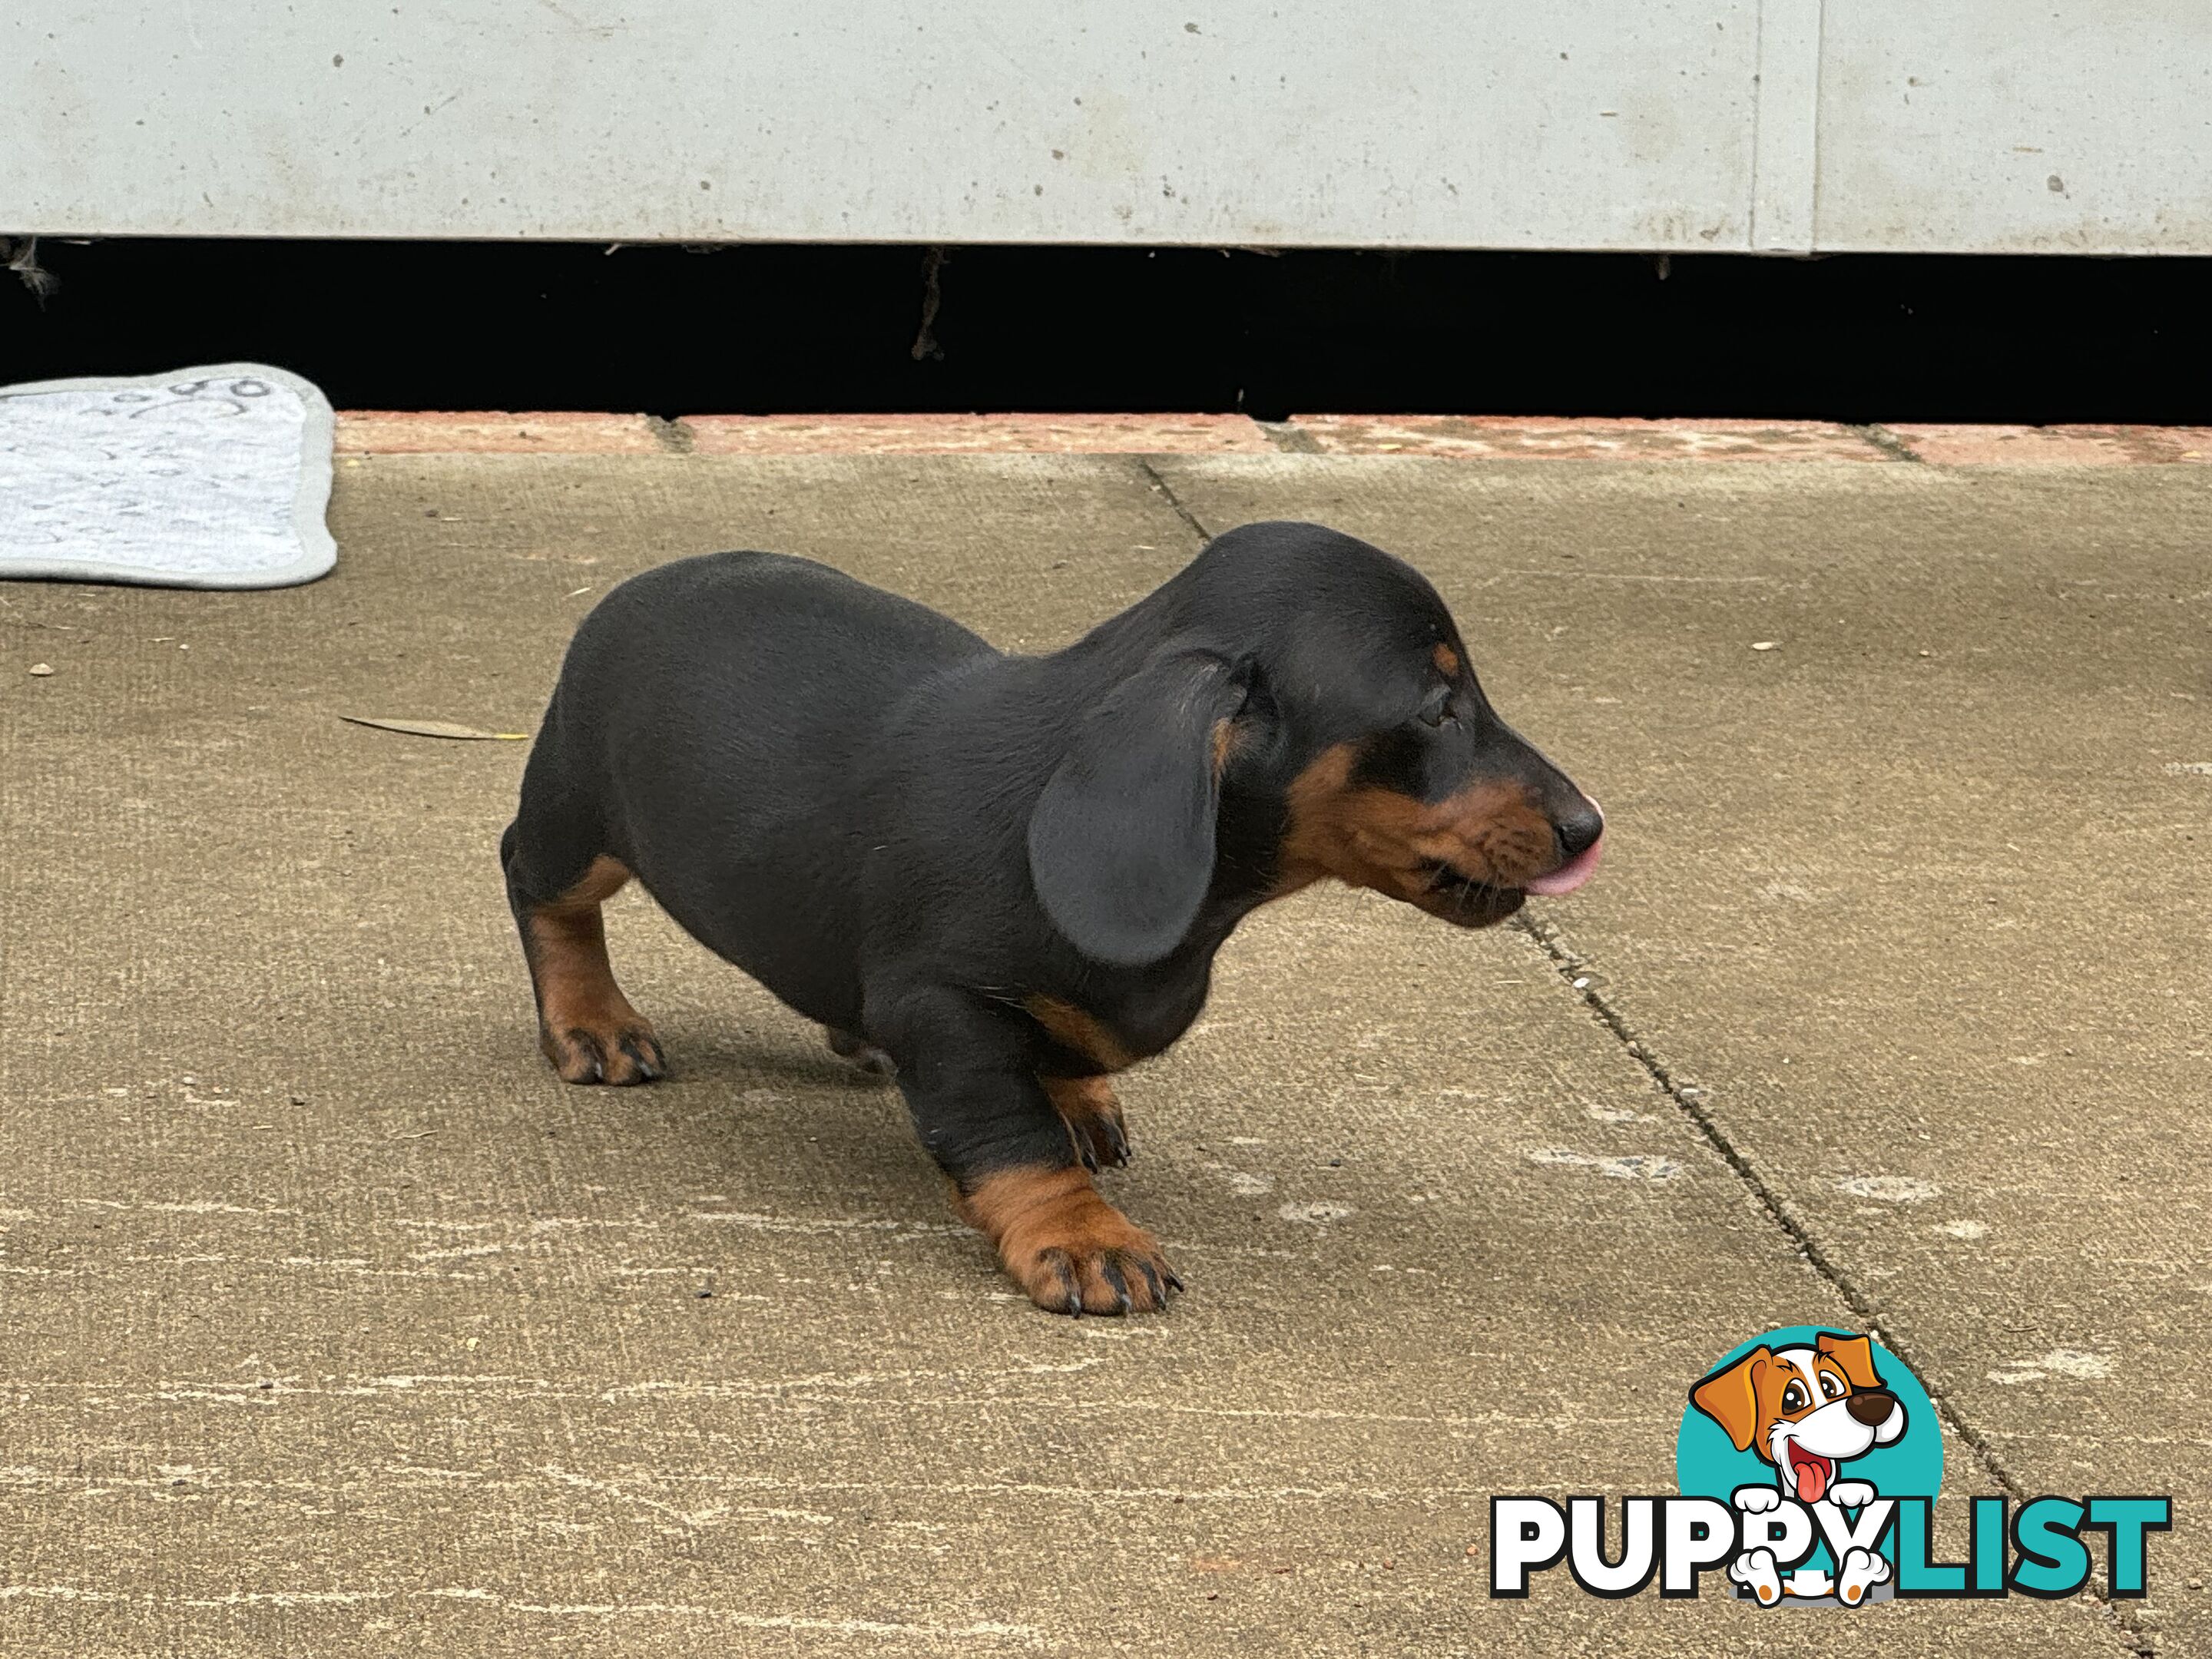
<box><xmin>1814</xmin><ymin>2</ymin><xmax>2212</xmax><ymax>253</ymax></box>
<box><xmin>2</xmin><ymin>2</ymin><xmax>2204</xmax><ymax>251</ymax></box>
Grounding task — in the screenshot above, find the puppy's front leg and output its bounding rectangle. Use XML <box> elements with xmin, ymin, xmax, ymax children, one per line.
<box><xmin>876</xmin><ymin>988</ymin><xmax>1178</xmax><ymax>1316</ymax></box>
<box><xmin>959</xmin><ymin>1165</ymin><xmax>1177</xmax><ymax>1316</ymax></box>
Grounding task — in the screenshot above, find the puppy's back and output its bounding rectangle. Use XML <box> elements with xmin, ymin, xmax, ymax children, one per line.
<box><xmin>554</xmin><ymin>551</ymin><xmax>988</xmax><ymax>767</ymax></box>
<box><xmin>521</xmin><ymin>551</ymin><xmax>995</xmax><ymax>1021</ymax></box>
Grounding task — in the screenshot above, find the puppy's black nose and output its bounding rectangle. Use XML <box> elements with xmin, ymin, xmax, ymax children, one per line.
<box><xmin>1554</xmin><ymin>802</ymin><xmax>1605</xmax><ymax>862</ymax></box>
<box><xmin>1846</xmin><ymin>1389</ymin><xmax>1896</xmax><ymax>1426</ymax></box>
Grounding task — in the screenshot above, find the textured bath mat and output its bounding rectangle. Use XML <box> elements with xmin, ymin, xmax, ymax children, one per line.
<box><xmin>0</xmin><ymin>363</ymin><xmax>336</xmax><ymax>588</ymax></box>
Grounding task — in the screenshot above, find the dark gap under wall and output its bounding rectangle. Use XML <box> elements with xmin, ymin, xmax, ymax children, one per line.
<box><xmin>2</xmin><ymin>238</ymin><xmax>2207</xmax><ymax>422</ymax></box>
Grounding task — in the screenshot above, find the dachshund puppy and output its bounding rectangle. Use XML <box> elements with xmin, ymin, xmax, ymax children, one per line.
<box><xmin>502</xmin><ymin>522</ymin><xmax>1604</xmax><ymax>1314</ymax></box>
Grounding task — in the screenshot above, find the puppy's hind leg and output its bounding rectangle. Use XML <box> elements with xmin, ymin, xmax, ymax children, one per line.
<box><xmin>502</xmin><ymin>816</ymin><xmax>665</xmax><ymax>1086</ymax></box>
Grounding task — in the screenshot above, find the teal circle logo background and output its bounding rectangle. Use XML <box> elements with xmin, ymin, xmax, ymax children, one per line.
<box><xmin>1676</xmin><ymin>1326</ymin><xmax>1942</xmax><ymax>1568</ymax></box>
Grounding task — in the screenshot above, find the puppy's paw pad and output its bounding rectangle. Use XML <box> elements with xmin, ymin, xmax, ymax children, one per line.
<box><xmin>1828</xmin><ymin>1480</ymin><xmax>1876</xmax><ymax>1508</ymax></box>
<box><xmin>1732</xmin><ymin>1485</ymin><xmax>1782</xmax><ymax>1514</ymax></box>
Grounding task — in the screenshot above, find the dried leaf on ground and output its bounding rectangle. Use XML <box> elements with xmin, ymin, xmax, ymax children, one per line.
<box><xmin>339</xmin><ymin>715</ymin><xmax>526</xmax><ymax>741</ymax></box>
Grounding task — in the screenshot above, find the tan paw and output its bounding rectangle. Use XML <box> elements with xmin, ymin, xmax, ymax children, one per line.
<box><xmin>1043</xmin><ymin>1075</ymin><xmax>1130</xmax><ymax>1170</ymax></box>
<box><xmin>961</xmin><ymin>1165</ymin><xmax>1180</xmax><ymax>1316</ymax></box>
<box><xmin>539</xmin><ymin>1011</ymin><xmax>664</xmax><ymax>1085</ymax></box>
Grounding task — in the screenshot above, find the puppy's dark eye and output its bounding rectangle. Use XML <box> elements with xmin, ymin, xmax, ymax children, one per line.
<box><xmin>1416</xmin><ymin>684</ymin><xmax>1457</xmax><ymax>728</ymax></box>
<box><xmin>1820</xmin><ymin>1373</ymin><xmax>1844</xmax><ymax>1399</ymax></box>
<box><xmin>1781</xmin><ymin>1380</ymin><xmax>1808</xmax><ymax>1412</ymax></box>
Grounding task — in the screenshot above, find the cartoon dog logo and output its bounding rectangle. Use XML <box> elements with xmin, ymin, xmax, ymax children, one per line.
<box><xmin>1690</xmin><ymin>1331</ymin><xmax>1907</xmax><ymax>1605</ymax></box>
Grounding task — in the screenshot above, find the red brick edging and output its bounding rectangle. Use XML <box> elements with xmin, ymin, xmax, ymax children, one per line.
<box><xmin>685</xmin><ymin>412</ymin><xmax>1271</xmax><ymax>455</ymax></box>
<box><xmin>333</xmin><ymin>411</ymin><xmax>2212</xmax><ymax>464</ymax></box>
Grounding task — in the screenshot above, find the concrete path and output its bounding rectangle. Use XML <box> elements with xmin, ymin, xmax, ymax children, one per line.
<box><xmin>1</xmin><ymin>444</ymin><xmax>2204</xmax><ymax>1656</ymax></box>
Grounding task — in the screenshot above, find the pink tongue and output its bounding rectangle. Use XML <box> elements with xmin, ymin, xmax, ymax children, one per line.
<box><xmin>1524</xmin><ymin>835</ymin><xmax>1604</xmax><ymax>896</ymax></box>
<box><xmin>1793</xmin><ymin>1452</ymin><xmax>1830</xmax><ymax>1504</ymax></box>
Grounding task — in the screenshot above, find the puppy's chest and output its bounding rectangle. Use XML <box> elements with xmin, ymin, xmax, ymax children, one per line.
<box><xmin>1022</xmin><ymin>975</ymin><xmax>1208</xmax><ymax>1072</ymax></box>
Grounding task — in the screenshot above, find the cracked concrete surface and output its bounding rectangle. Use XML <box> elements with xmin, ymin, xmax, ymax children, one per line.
<box><xmin>0</xmin><ymin>452</ymin><xmax>2204</xmax><ymax>1655</ymax></box>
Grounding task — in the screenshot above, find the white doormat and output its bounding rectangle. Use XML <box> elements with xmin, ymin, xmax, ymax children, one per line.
<box><xmin>0</xmin><ymin>363</ymin><xmax>336</xmax><ymax>589</ymax></box>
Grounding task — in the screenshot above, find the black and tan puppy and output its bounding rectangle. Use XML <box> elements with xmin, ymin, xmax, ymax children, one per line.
<box><xmin>502</xmin><ymin>521</ymin><xmax>1604</xmax><ymax>1314</ymax></box>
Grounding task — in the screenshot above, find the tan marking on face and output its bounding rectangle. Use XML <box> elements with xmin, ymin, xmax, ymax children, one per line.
<box><xmin>1025</xmin><ymin>994</ymin><xmax>1137</xmax><ymax>1072</ymax></box>
<box><xmin>1432</xmin><ymin>641</ymin><xmax>1461</xmax><ymax>677</ymax></box>
<box><xmin>1273</xmin><ymin>742</ymin><xmax>1556</xmax><ymax>918</ymax></box>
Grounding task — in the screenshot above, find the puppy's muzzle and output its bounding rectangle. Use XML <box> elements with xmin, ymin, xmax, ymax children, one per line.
<box><xmin>1524</xmin><ymin>800</ymin><xmax>1605</xmax><ymax>896</ymax></box>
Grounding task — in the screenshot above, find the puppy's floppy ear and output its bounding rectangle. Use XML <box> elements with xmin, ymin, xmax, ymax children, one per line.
<box><xmin>1816</xmin><ymin>1332</ymin><xmax>1884</xmax><ymax>1391</ymax></box>
<box><xmin>1690</xmin><ymin>1346</ymin><xmax>1771</xmax><ymax>1454</ymax></box>
<box><xmin>1028</xmin><ymin>647</ymin><xmax>1253</xmax><ymax>967</ymax></box>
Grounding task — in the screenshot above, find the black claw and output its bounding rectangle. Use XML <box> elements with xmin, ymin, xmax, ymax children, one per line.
<box><xmin>1136</xmin><ymin>1260</ymin><xmax>1167</xmax><ymax>1309</ymax></box>
<box><xmin>1101</xmin><ymin>1257</ymin><xmax>1133</xmax><ymax>1316</ymax></box>
<box><xmin>1042</xmin><ymin>1250</ymin><xmax>1082</xmax><ymax>1316</ymax></box>
<box><xmin>1164</xmin><ymin>1267</ymin><xmax>1185</xmax><ymax>1293</ymax></box>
